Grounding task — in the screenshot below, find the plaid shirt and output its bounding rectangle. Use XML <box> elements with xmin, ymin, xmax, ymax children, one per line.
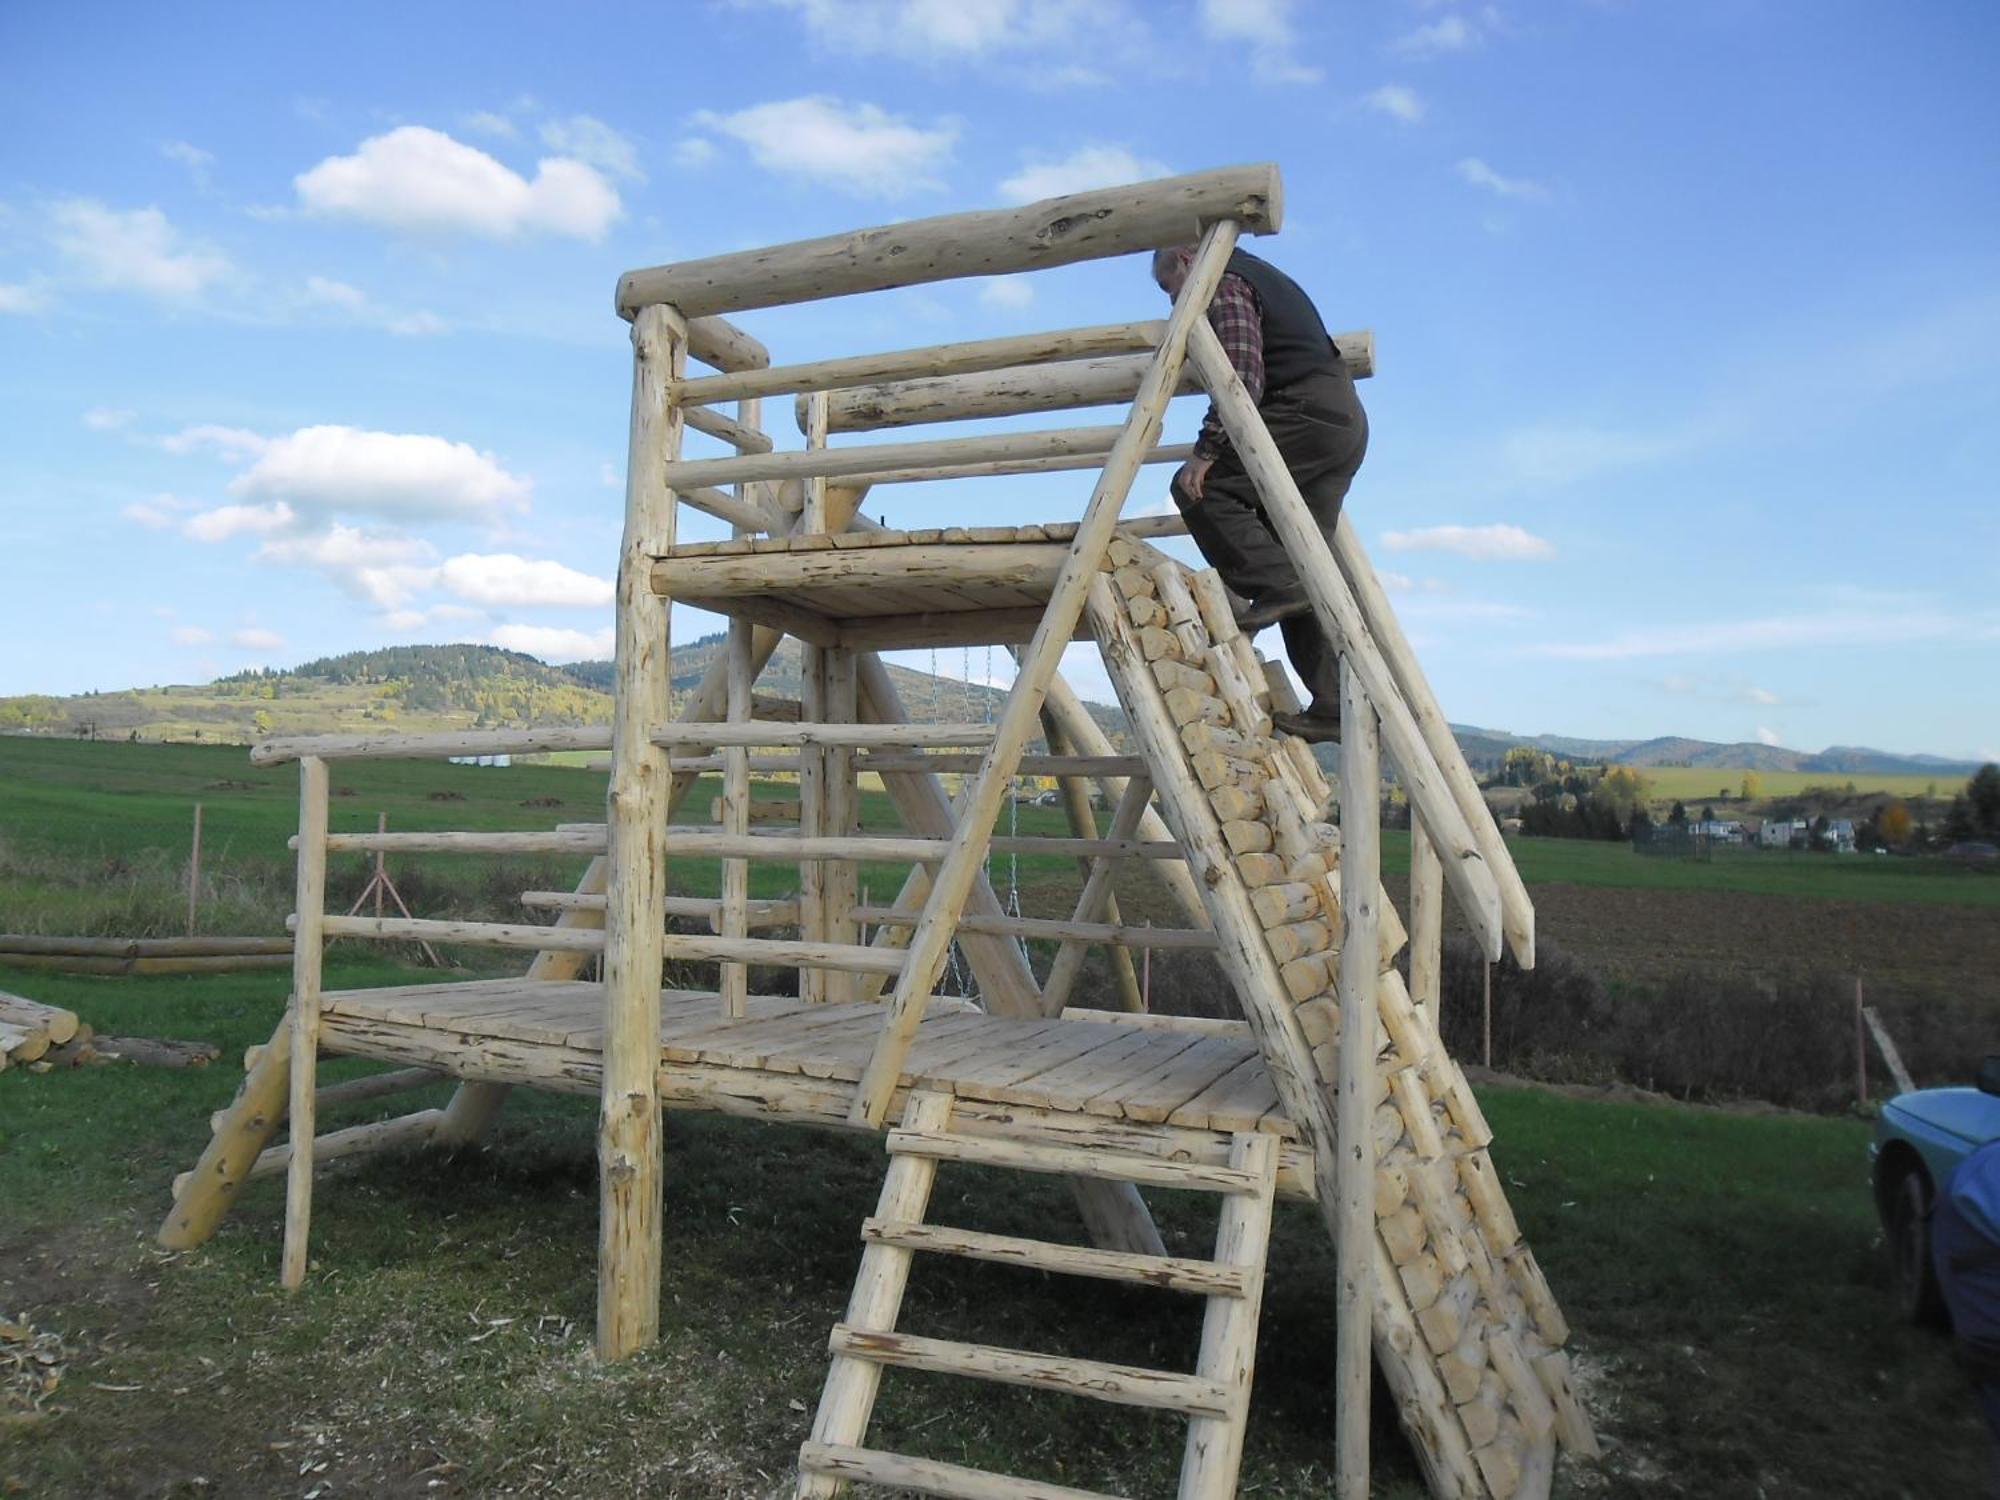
<box><xmin>1194</xmin><ymin>272</ymin><xmax>1265</xmax><ymax>461</ymax></box>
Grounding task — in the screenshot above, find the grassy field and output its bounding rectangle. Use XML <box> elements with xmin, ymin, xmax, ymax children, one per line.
<box><xmin>0</xmin><ymin>962</ymin><xmax>1987</xmax><ymax>1497</ymax></box>
<box><xmin>1630</xmin><ymin>766</ymin><xmax>1960</xmax><ymax>804</ymax></box>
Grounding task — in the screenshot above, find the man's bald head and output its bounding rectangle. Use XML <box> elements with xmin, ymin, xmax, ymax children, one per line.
<box><xmin>1151</xmin><ymin>245</ymin><xmax>1195</xmax><ymax>296</ymax></box>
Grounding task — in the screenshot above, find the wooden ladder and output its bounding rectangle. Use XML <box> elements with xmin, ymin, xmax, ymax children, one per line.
<box><xmin>797</xmin><ymin>1091</ymin><xmax>1282</xmax><ymax>1500</ymax></box>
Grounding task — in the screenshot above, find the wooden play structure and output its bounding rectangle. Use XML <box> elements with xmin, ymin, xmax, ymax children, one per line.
<box><xmin>161</xmin><ymin>165</ymin><xmax>1596</xmax><ymax>1499</ymax></box>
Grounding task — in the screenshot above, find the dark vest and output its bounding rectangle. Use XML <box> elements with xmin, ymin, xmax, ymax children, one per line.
<box><xmin>1224</xmin><ymin>250</ymin><xmax>1342</xmax><ymax>392</ymax></box>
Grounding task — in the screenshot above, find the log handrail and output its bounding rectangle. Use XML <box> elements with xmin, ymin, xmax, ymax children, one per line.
<box><xmin>251</xmin><ymin>726</ymin><xmax>613</xmax><ymax>767</ymax></box>
<box><xmin>618</xmin><ymin>163</ymin><xmax>1280</xmax><ymax>319</ymax></box>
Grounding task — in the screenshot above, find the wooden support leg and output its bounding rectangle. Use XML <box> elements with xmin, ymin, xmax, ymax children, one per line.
<box><xmin>281</xmin><ymin>755</ymin><xmax>329</xmax><ymax>1289</ymax></box>
<box><xmin>598</xmin><ymin>302</ymin><xmax>684</xmax><ymax>1361</ymax></box>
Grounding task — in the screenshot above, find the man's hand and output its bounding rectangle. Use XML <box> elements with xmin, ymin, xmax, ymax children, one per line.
<box><xmin>1174</xmin><ymin>455</ymin><xmax>1215</xmax><ymax>506</ymax></box>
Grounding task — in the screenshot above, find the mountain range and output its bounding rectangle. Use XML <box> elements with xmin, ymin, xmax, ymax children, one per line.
<box><xmin>0</xmin><ymin>641</ymin><xmax>1981</xmax><ymax>778</ymax></box>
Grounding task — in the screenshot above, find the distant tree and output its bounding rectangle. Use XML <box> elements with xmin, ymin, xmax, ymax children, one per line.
<box><xmin>1740</xmin><ymin>771</ymin><xmax>1763</xmax><ymax>801</ymax></box>
<box><xmin>1668</xmin><ymin>800</ymin><xmax>1687</xmax><ymax>825</ymax></box>
<box><xmin>1879</xmin><ymin>800</ymin><xmax>1913</xmax><ymax>846</ymax></box>
<box><xmin>1701</xmin><ymin>804</ymin><xmax>1716</xmax><ymax>824</ymax></box>
<box><xmin>252</xmin><ymin>710</ymin><xmax>274</xmax><ymax>737</ymax></box>
<box><xmin>1970</xmin><ymin>764</ymin><xmax>2000</xmax><ymax>839</ymax></box>
<box><xmin>1719</xmin><ymin>786</ymin><xmax>1729</xmax><ymax>802</ymax></box>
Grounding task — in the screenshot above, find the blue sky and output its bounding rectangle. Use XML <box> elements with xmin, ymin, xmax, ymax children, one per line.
<box><xmin>2</xmin><ymin>0</ymin><xmax>1995</xmax><ymax>759</ymax></box>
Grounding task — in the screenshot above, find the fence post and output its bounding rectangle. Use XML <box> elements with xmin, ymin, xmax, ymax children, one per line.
<box><xmin>186</xmin><ymin>802</ymin><xmax>203</xmax><ymax>937</ymax></box>
<box><xmin>1855</xmin><ymin>974</ymin><xmax>1868</xmax><ymax>1106</ymax></box>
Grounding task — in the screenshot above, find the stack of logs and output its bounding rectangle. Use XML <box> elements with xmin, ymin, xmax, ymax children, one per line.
<box><xmin>0</xmin><ymin>934</ymin><xmax>292</xmax><ymax>977</ymax></box>
<box><xmin>0</xmin><ymin>991</ymin><xmax>89</xmax><ymax>1071</ymax></box>
<box><xmin>1099</xmin><ymin>538</ymin><xmax>1598</xmax><ymax>1500</ymax></box>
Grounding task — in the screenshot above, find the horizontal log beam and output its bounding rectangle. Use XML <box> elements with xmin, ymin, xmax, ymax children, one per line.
<box><xmin>682</xmin><ymin>404</ymin><xmax>773</xmax><ymax>453</ymax></box>
<box><xmin>618</xmin><ymin>163</ymin><xmax>1281</xmax><ymax>318</ymax></box>
<box><xmin>832</xmin><ymin>441</ymin><xmax>1192</xmax><ymax>489</ymax></box>
<box><xmin>660</xmin><ymin>425</ymin><xmax>1123</xmax><ymax>492</ymax></box>
<box><xmin>653</xmin><ymin>542</ymin><xmax>1066</xmax><ymax>603</ymax></box>
<box><xmin>648</xmin><ymin>721</ymin><xmax>998</xmax><ymax>748</ymax></box>
<box><xmin>674</xmin><ymin>322</ymin><xmax>1163</xmax><ymax>406</ymax></box>
<box><xmin>521</xmin><ymin>891</ymin><xmax>801</xmax><ymax>928</ymax></box>
<box><xmin>850</xmin><ymin>906</ymin><xmax>1216</xmax><ymax>950</ymax></box>
<box><xmin>811</xmin><ymin>333</ymin><xmax>1373</xmax><ymax>434</ymax></box>
<box><xmin>855</xmin><ymin>753</ymin><xmax>1147</xmax><ymax>777</ymax></box>
<box><xmin>685</xmin><ymin>314</ymin><xmax>770</xmax><ymax>373</ymax></box>
<box><xmin>251</xmin><ymin>726</ymin><xmax>611</xmax><ymax>767</ymax></box>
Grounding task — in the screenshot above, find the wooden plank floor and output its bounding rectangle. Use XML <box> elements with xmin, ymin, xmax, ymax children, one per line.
<box><xmin>321</xmin><ymin>979</ymin><xmax>1297</xmax><ymax>1139</ymax></box>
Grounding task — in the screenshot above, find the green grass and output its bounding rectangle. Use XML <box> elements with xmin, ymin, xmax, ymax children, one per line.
<box><xmin>0</xmin><ymin>965</ymin><xmax>1984</xmax><ymax>1496</ymax></box>
<box><xmin>1633</xmin><ymin>766</ymin><xmax>1958</xmax><ymax>803</ymax></box>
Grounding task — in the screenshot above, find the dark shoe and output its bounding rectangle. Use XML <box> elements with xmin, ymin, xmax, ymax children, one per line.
<box><xmin>1272</xmin><ymin>707</ymin><xmax>1342</xmax><ymax>744</ymax></box>
<box><xmin>1233</xmin><ymin>589</ymin><xmax>1313</xmax><ymax>632</ymax></box>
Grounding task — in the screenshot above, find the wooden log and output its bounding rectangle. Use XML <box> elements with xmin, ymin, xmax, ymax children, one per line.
<box><xmin>887</xmin><ymin>1128</ymin><xmax>1268</xmax><ymax>1195</ymax></box>
<box><xmin>684</xmin><ymin>312</ymin><xmax>769</xmax><ymax>374</ymax></box>
<box><xmin>597</xmin><ymin>301</ymin><xmax>681</xmax><ymax>1362</ymax></box>
<box><xmin>1532</xmin><ymin>1347</ymin><xmax>1600</xmax><ymax>1457</ymax></box>
<box><xmin>617</xmin><ymin>162</ymin><xmax>1281</xmax><ymax>318</ymax></box>
<box><xmin>682</xmin><ymin>401</ymin><xmax>773</xmax><ymax>452</ymax></box>
<box><xmin>1038</xmin><ymin>711</ymin><xmax>1144</xmax><ymax>1015</ymax></box>
<box><xmin>173</xmin><ymin>1109</ymin><xmax>445</xmax><ymax>1198</ymax></box>
<box><xmin>859</xmin><ymin>751</ymin><xmax>1148</xmax><ymax>778</ymax></box>
<box><xmin>799</xmin><ymin>1091</ymin><xmax>955</xmax><ymax>1500</ymax></box>
<box><xmin>318</xmin><ymin>828</ymin><xmax>606</xmax><ymax>855</ymax></box>
<box><xmin>1185</xmin><ymin>318</ymin><xmax>1507</xmax><ymax>962</ymax></box>
<box><xmin>1058</xmin><ymin>1007</ymin><xmax>1250</xmax><ymax>1038</ymax></box>
<box><xmin>813</xmin><ymin>335</ymin><xmax>1374</xmax><ymax>433</ymax></box>
<box><xmin>1335</xmin><ymin>659</ymin><xmax>1382</xmax><ymax>1500</ymax></box>
<box><xmin>1410</xmin><ymin>816</ymin><xmax>1444</xmax><ymax>1023</ymax></box>
<box><xmin>863</xmin><ymin>1216</ymin><xmax>1247</xmax><ymax>1296</ymax></box>
<box><xmin>676</xmin><ymin>320</ymin><xmax>1162</xmax><ymax>406</ymax></box>
<box><xmin>315</xmin><ymin>1066</ymin><xmax>440</xmax><ymax>1108</ymax></box>
<box><xmin>281</xmin><ymin>755</ymin><xmax>328</xmax><ymax>1290</ymax></box>
<box><xmin>1329</xmin><ymin>512</ymin><xmax>1535</xmax><ymax>967</ymax></box>
<box><xmin>1036</xmin><ymin>775</ymin><xmax>1159</xmax><ymax>1016</ymax></box>
<box><xmin>660</xmin><ymin>423</ymin><xmax>1127</xmax><ymax>492</ymax></box>
<box><xmin>2</xmin><ymin>988</ymin><xmax>85</xmax><ymax>1043</ymax></box>
<box><xmin>1168</xmin><ymin>1136</ymin><xmax>1280</xmax><ymax>1496</ymax></box>
<box><xmin>855</xmin><ymin>906</ymin><xmax>1213</xmax><ymax>951</ymax></box>
<box><xmin>832</xmin><ymin>440</ymin><xmax>1193</xmax><ymax>489</ymax></box>
<box><xmin>845</xmin><ymin>227</ymin><xmax>1242</xmax><ymax>1131</ymax></box>
<box><xmin>720</xmin><ymin>617</ymin><xmax>752</xmax><ymax>1018</ymax></box>
<box><xmin>648</xmin><ymin>720</ymin><xmax>998</xmax><ymax>748</ymax></box>
<box><xmin>0</xmin><ymin>935</ymin><xmax>292</xmax><ymax>958</ymax></box>
<box><xmin>676</xmin><ymin>482</ymin><xmax>780</xmax><ymax>534</ymax></box>
<box><xmin>0</xmin><ymin>1019</ymin><xmax>48</xmax><ymax>1063</ymax></box>
<box><xmin>799</xmin><ymin>1444</ymin><xmax>1121</xmax><ymax>1500</ymax></box>
<box><xmin>250</xmin><ymin>725</ymin><xmax>611</xmax><ymax>767</ymax></box>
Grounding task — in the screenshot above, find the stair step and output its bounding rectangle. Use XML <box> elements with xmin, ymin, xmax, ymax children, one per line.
<box><xmin>862</xmin><ymin>1217</ymin><xmax>1249</xmax><ymax>1298</ymax></box>
<box><xmin>826</xmin><ymin>1325</ymin><xmax>1231</xmax><ymax>1417</ymax></box>
<box><xmin>798</xmin><ymin>1442</ymin><xmax>1125</xmax><ymax>1500</ymax></box>
<box><xmin>885</xmin><ymin>1129</ymin><xmax>1267</xmax><ymax>1195</ymax></box>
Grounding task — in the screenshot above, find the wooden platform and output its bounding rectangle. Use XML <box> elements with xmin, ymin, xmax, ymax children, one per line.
<box><xmin>318</xmin><ymin>978</ymin><xmax>1315</xmax><ymax>1195</ymax></box>
<box><xmin>648</xmin><ymin>527</ymin><xmax>1110</xmax><ymax>648</ymax></box>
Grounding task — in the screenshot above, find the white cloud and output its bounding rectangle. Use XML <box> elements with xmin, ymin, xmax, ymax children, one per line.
<box><xmin>978</xmin><ymin>275</ymin><xmax>1036</xmax><ymax>310</ymax></box>
<box><xmin>162</xmin><ymin>140</ymin><xmax>215</xmax><ymax>186</ymax></box>
<box><xmin>183</xmin><ymin>501</ymin><xmax>297</xmax><ymax>542</ymax></box>
<box><xmin>437</xmin><ymin>553</ymin><xmax>612</xmax><ymax>608</ymax></box>
<box><xmin>1381</xmin><ymin>523</ymin><xmax>1554</xmax><ymax>560</ymax></box>
<box><xmin>49</xmin><ymin>199</ymin><xmax>233</xmax><ymax>300</ymax></box>
<box><xmin>997</xmin><ymin>144</ymin><xmax>1170</xmax><ymax>204</ymax></box>
<box><xmin>160</xmin><ymin>424</ymin><xmax>271</xmax><ymax>461</ymax></box>
<box><xmin>749</xmin><ymin>0</ymin><xmax>1145</xmax><ymax>67</ymax></box>
<box><xmin>672</xmin><ymin>137</ymin><xmax>717</xmax><ymax>169</ymax></box>
<box><xmin>1756</xmin><ymin>726</ymin><xmax>1783</xmax><ymax>747</ymax></box>
<box><xmin>122</xmin><ymin>497</ymin><xmax>189</xmax><ymax>529</ymax></box>
<box><xmin>693</xmin><ymin>97</ymin><xmax>957</xmax><ymax>199</ymax></box>
<box><xmin>231</xmin><ymin>627</ymin><xmax>285</xmax><ymax>651</ymax></box>
<box><xmin>1393</xmin><ymin>15</ymin><xmax>1480</xmax><ymax>56</ymax></box>
<box><xmin>488</xmin><ymin>623</ymin><xmax>615</xmax><ymax>661</ymax></box>
<box><xmin>256</xmin><ymin>524</ymin><xmax>438</xmax><ymax>608</ymax></box>
<box><xmin>1364</xmin><ymin>84</ymin><xmax>1426</xmax><ymax>123</ymax></box>
<box><xmin>85</xmin><ymin>407</ymin><xmax>134</xmax><ymax>431</ymax></box>
<box><xmin>1535</xmin><ymin>606</ymin><xmax>2000</xmax><ymax>662</ymax></box>
<box><xmin>294</xmin><ymin>125</ymin><xmax>622</xmax><ymax>240</ymax></box>
<box><xmin>0</xmin><ymin>283</ymin><xmax>50</xmax><ymax>314</ymax></box>
<box><xmin>540</xmin><ymin>115</ymin><xmax>644</xmax><ymax>180</ymax></box>
<box><xmin>1746</xmin><ymin>686</ymin><xmax>1781</xmax><ymax>706</ymax></box>
<box><xmin>1198</xmin><ymin>0</ymin><xmax>1321</xmax><ymax>82</ymax></box>
<box><xmin>230</xmin><ymin>425</ymin><xmax>531</xmax><ymax>522</ymax></box>
<box><xmin>171</xmin><ymin>625</ymin><xmax>214</xmax><ymax>646</ymax></box>
<box><xmin>1456</xmin><ymin>157</ymin><xmax>1548</xmax><ymax>201</ymax></box>
<box><xmin>303</xmin><ymin>275</ymin><xmax>368</xmax><ymax>310</ymax></box>
<box><xmin>462</xmin><ymin>110</ymin><xmax>518</xmax><ymax>139</ymax></box>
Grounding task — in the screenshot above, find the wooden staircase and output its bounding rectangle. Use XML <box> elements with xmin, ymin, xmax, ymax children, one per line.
<box><xmin>798</xmin><ymin>1090</ymin><xmax>1282</xmax><ymax>1500</ymax></box>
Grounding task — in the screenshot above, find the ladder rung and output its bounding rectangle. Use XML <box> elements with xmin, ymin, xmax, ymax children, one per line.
<box><xmin>884</xmin><ymin>1130</ymin><xmax>1270</xmax><ymax>1196</ymax></box>
<box><xmin>826</xmin><ymin>1325</ymin><xmax>1232</xmax><ymax>1417</ymax></box>
<box><xmin>660</xmin><ymin>933</ymin><xmax>905</xmax><ymax>975</ymax></box>
<box><xmin>861</xmin><ymin>1217</ymin><xmax>1249</xmax><ymax>1298</ymax></box>
<box><xmin>798</xmin><ymin>1442</ymin><xmax>1125</xmax><ymax>1500</ymax></box>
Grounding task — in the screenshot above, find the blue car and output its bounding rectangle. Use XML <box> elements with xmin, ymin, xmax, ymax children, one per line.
<box><xmin>1873</xmin><ymin>1058</ymin><xmax>2000</xmax><ymax>1323</ymax></box>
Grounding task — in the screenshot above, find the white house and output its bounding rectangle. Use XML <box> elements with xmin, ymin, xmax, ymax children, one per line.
<box><xmin>1761</xmin><ymin>818</ymin><xmax>1808</xmax><ymax>849</ymax></box>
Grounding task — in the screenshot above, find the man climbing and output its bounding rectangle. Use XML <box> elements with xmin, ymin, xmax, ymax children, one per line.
<box><xmin>1153</xmin><ymin>245</ymin><xmax>1368</xmax><ymax>744</ymax></box>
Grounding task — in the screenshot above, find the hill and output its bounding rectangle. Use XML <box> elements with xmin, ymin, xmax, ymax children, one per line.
<box><xmin>1447</xmin><ymin>725</ymin><xmax>1982</xmax><ymax>779</ymax></box>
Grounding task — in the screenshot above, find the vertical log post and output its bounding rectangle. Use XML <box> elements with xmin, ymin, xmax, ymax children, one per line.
<box><xmin>826</xmin><ymin>649</ymin><xmax>861</xmax><ymax>1004</ymax></box>
<box><xmin>186</xmin><ymin>802</ymin><xmax>203</xmax><ymax>937</ymax></box>
<box><xmin>720</xmin><ymin>618</ymin><xmax>753</xmax><ymax>1017</ymax></box>
<box><xmin>799</xmin><ymin>390</ymin><xmax>832</xmax><ymax>1003</ymax></box>
<box><xmin>1334</xmin><ymin>661</ymin><xmax>1380</xmax><ymax>1500</ymax></box>
<box><xmin>280</xmin><ymin>756</ymin><xmax>328</xmax><ymax>1289</ymax></box>
<box><xmin>1409</xmin><ymin>815</ymin><xmax>1442</xmax><ymax>1026</ymax></box>
<box><xmin>598</xmin><ymin>301</ymin><xmax>684</xmax><ymax>1361</ymax></box>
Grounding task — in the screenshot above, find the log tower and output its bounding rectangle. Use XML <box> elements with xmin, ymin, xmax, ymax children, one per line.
<box><xmin>164</xmin><ymin>165</ymin><xmax>1596</xmax><ymax>1500</ymax></box>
